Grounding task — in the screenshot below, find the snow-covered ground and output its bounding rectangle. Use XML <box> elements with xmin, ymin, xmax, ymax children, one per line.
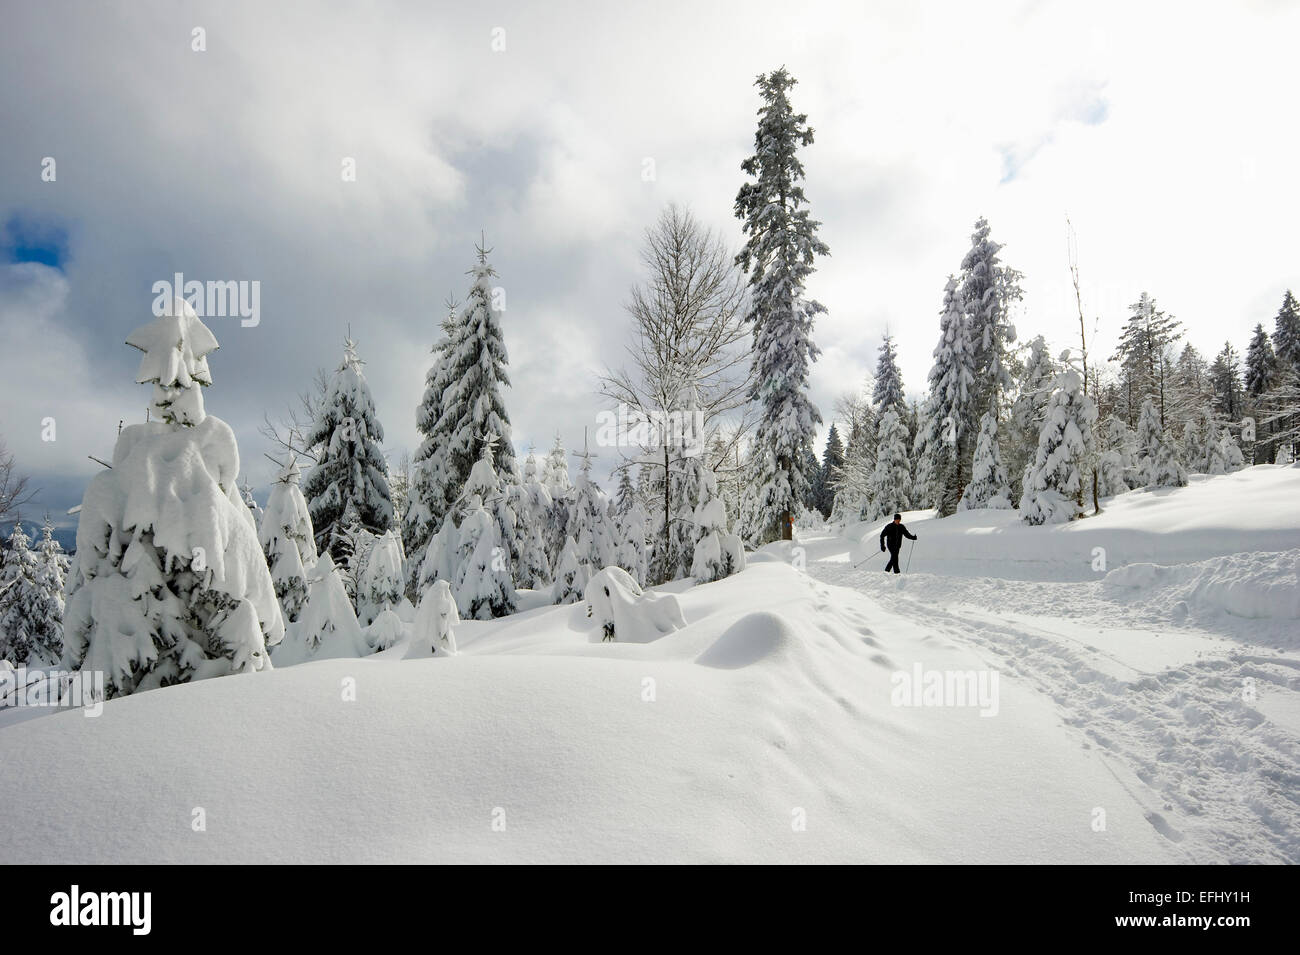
<box><xmin>1</xmin><ymin>467</ymin><xmax>1296</xmax><ymax>863</ymax></box>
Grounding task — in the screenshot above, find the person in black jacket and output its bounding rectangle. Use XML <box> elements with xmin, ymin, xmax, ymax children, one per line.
<box><xmin>879</xmin><ymin>513</ymin><xmax>917</xmax><ymax>574</ymax></box>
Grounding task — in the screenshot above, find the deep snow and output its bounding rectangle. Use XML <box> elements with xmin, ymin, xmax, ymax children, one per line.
<box><xmin>0</xmin><ymin>466</ymin><xmax>1296</xmax><ymax>863</ymax></box>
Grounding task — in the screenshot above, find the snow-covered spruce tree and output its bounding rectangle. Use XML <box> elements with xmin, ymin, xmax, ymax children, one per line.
<box><xmin>909</xmin><ymin>398</ymin><xmax>940</xmax><ymax>509</ymax></box>
<box><xmin>689</xmin><ymin>457</ymin><xmax>745</xmax><ymax>584</ymax></box>
<box><xmin>873</xmin><ymin>334</ymin><xmax>906</xmax><ymax>415</ymax></box>
<box><xmin>258</xmin><ymin>455</ymin><xmax>318</xmax><ymax>624</ymax></box>
<box><xmin>959</xmin><ymin>217</ymin><xmax>1022</xmax><ymax>420</ymax></box>
<box><xmin>1135</xmin><ymin>397</ymin><xmax>1187</xmax><ymax>489</ymax></box>
<box><xmin>29</xmin><ymin>517</ymin><xmax>69</xmax><ymax>665</ymax></box>
<box><xmin>356</xmin><ymin>530</ymin><xmax>403</xmax><ymax>627</ymax></box>
<box><xmin>1208</xmin><ymin>342</ymin><xmax>1244</xmax><ymax>424</ymax></box>
<box><xmin>1245</xmin><ymin>322</ymin><xmax>1279</xmax><ymax>463</ymax></box>
<box><xmin>275</xmin><ymin>552</ymin><xmax>366</xmax><ymax>665</ymax></box>
<box><xmin>436</xmin><ymin>243</ymin><xmax>517</xmax><ymax>506</ymax></box>
<box><xmin>63</xmin><ymin>299</ymin><xmax>283</xmax><ymax>696</ymax></box>
<box><xmin>959</xmin><ymin>412</ymin><xmax>1013</xmax><ymax>510</ymax></box>
<box><xmin>865</xmin><ymin>409</ymin><xmax>912</xmax><ymax>520</ymax></box>
<box><xmin>508</xmin><ymin>478</ymin><xmax>552</xmax><ymax>590</ymax></box>
<box><xmin>402</xmin><ymin>298</ymin><xmax>461</xmax><ymax>598</ymax></box>
<box><xmin>456</xmin><ymin>435</ymin><xmax>521</xmax><ymax>585</ymax></box>
<box><xmin>1019</xmin><ymin>364</ymin><xmax>1097</xmax><ymax>525</ymax></box>
<box><xmin>0</xmin><ymin>521</ymin><xmax>41</xmax><ymax>665</ymax></box>
<box><xmin>1110</xmin><ymin>292</ymin><xmax>1183</xmax><ymax>428</ymax></box>
<box><xmin>734</xmin><ymin>67</ymin><xmax>827</xmax><ymax>542</ymax></box>
<box><xmin>1206</xmin><ymin>427</ymin><xmax>1245</xmax><ymax>474</ymax></box>
<box><xmin>1181</xmin><ymin>412</ymin><xmax>1210</xmax><ymax>473</ymax></box>
<box><xmin>568</xmin><ymin>444</ymin><xmax>618</xmax><ymax>584</ymax></box>
<box><xmin>1273</xmin><ymin>290</ymin><xmax>1300</xmax><ymax>369</ymax></box>
<box><xmin>1097</xmin><ymin>415</ymin><xmax>1139</xmax><ymax>496</ymax></box>
<box><xmin>303</xmin><ymin>337</ymin><xmax>393</xmax><ymax>561</ymax></box>
<box><xmin>550</xmin><ymin>536</ymin><xmax>585</xmax><ymax>605</ymax></box>
<box><xmin>417</xmin><ymin>513</ymin><xmax>460</xmax><ymax>593</ymax></box>
<box><xmin>615</xmin><ymin>494</ymin><xmax>650</xmax><ymax>587</ymax></box>
<box><xmin>542</xmin><ymin>434</ymin><xmax>572</xmax><ymax>568</ymax></box>
<box><xmin>817</xmin><ymin>423</ymin><xmax>845</xmax><ymax>518</ymax></box>
<box><xmin>1008</xmin><ymin>335</ymin><xmax>1057</xmax><ymax>501</ymax></box>
<box><xmin>453</xmin><ymin>494</ymin><xmax>516</xmax><ymax>620</ymax></box>
<box><xmin>925</xmin><ymin>277</ymin><xmax>977</xmax><ymax>516</ymax></box>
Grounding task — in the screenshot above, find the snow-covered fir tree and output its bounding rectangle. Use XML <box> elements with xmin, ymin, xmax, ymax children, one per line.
<box><xmin>1097</xmin><ymin>415</ymin><xmax>1138</xmax><ymax>497</ymax></box>
<box><xmin>1245</xmin><ymin>322</ymin><xmax>1279</xmax><ymax>463</ymax></box>
<box><xmin>417</xmin><ymin>513</ymin><xmax>460</xmax><ymax>593</ymax></box>
<box><xmin>1019</xmin><ymin>364</ymin><xmax>1097</xmax><ymax>525</ymax></box>
<box><xmin>275</xmin><ymin>552</ymin><xmax>367</xmax><ymax>665</ymax></box>
<box><xmin>1110</xmin><ymin>292</ymin><xmax>1182</xmax><ymax>427</ymax></box>
<box><xmin>62</xmin><ymin>299</ymin><xmax>283</xmax><ymax>696</ymax></box>
<box><xmin>0</xmin><ymin>521</ymin><xmax>41</xmax><ymax>665</ymax></box>
<box><xmin>542</xmin><ymin>434</ymin><xmax>572</xmax><ymax>568</ymax></box>
<box><xmin>1208</xmin><ymin>342</ymin><xmax>1244</xmax><ymax>423</ymax></box>
<box><xmin>303</xmin><ymin>337</ymin><xmax>393</xmax><ymax>561</ymax></box>
<box><xmin>734</xmin><ymin>67</ymin><xmax>827</xmax><ymax>542</ymax></box>
<box><xmin>1206</xmin><ymin>426</ymin><xmax>1248</xmax><ymax>475</ymax></box>
<box><xmin>959</xmin><ymin>217</ymin><xmax>1022</xmax><ymax>420</ymax></box>
<box><xmin>816</xmin><ymin>423</ymin><xmax>845</xmax><ymax>518</ymax></box>
<box><xmin>1245</xmin><ymin>323</ymin><xmax>1279</xmax><ymax>398</ymax></box>
<box><xmin>356</xmin><ymin>530</ymin><xmax>403</xmax><ymax>627</ymax></box>
<box><xmin>872</xmin><ymin>334</ymin><xmax>906</xmax><ymax>415</ymax></box>
<box><xmin>455</xmin><ymin>434</ymin><xmax>521</xmax><ymax>586</ymax></box>
<box><xmin>436</xmin><ymin>242</ymin><xmax>517</xmax><ymax>501</ymax></box>
<box><xmin>402</xmin><ymin>297</ymin><xmax>461</xmax><ymax>598</ymax></box>
<box><xmin>1008</xmin><ymin>335</ymin><xmax>1057</xmax><ymax>501</ymax></box>
<box><xmin>688</xmin><ymin>456</ymin><xmax>745</xmax><ymax>584</ymax></box>
<box><xmin>865</xmin><ymin>409</ymin><xmax>912</xmax><ymax>520</ymax></box>
<box><xmin>909</xmin><ymin>398</ymin><xmax>940</xmax><ymax>510</ymax></box>
<box><xmin>29</xmin><ymin>517</ymin><xmax>69</xmax><ymax>665</ymax></box>
<box><xmin>508</xmin><ymin>477</ymin><xmax>552</xmax><ymax>590</ymax></box>
<box><xmin>1273</xmin><ymin>290</ymin><xmax>1300</xmax><ymax>369</ymax></box>
<box><xmin>568</xmin><ymin>440</ymin><xmax>617</xmax><ymax>584</ymax></box>
<box><xmin>1180</xmin><ymin>410</ymin><xmax>1212</xmax><ymax>473</ymax></box>
<box><xmin>258</xmin><ymin>455</ymin><xmax>318</xmax><ymax>624</ymax></box>
<box><xmin>959</xmin><ymin>412</ymin><xmax>1013</xmax><ymax>510</ymax></box>
<box><xmin>925</xmin><ymin>277</ymin><xmax>977</xmax><ymax>516</ymax></box>
<box><xmin>550</xmin><ymin>536</ymin><xmax>585</xmax><ymax>605</ymax></box>
<box><xmin>1135</xmin><ymin>397</ymin><xmax>1188</xmax><ymax>489</ymax></box>
<box><xmin>453</xmin><ymin>494</ymin><xmax>516</xmax><ymax>620</ymax></box>
<box><xmin>615</xmin><ymin>493</ymin><xmax>649</xmax><ymax>587</ymax></box>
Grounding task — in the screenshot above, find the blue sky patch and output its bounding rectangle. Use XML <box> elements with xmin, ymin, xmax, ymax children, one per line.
<box><xmin>3</xmin><ymin>214</ymin><xmax>70</xmax><ymax>269</ymax></box>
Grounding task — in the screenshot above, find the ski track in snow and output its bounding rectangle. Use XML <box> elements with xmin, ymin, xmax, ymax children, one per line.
<box><xmin>807</xmin><ymin>552</ymin><xmax>1300</xmax><ymax>864</ymax></box>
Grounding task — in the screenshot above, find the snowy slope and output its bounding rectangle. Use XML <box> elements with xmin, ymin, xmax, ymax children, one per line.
<box><xmin>845</xmin><ymin>464</ymin><xmax>1300</xmax><ymax>582</ymax></box>
<box><xmin>1</xmin><ymin>467</ymin><xmax>1295</xmax><ymax>863</ymax></box>
<box><xmin>0</xmin><ymin>561</ymin><xmax>1178</xmax><ymax>864</ymax></box>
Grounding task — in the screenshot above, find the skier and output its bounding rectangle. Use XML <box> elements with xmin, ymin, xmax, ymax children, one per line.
<box><xmin>879</xmin><ymin>513</ymin><xmax>917</xmax><ymax>575</ymax></box>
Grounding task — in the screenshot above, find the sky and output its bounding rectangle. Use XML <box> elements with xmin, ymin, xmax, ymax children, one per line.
<box><xmin>2</xmin><ymin>0</ymin><xmax>1298</xmax><ymax>540</ymax></box>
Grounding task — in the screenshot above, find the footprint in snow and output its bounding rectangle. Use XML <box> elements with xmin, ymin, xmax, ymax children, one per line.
<box><xmin>1144</xmin><ymin>811</ymin><xmax>1186</xmax><ymax>843</ymax></box>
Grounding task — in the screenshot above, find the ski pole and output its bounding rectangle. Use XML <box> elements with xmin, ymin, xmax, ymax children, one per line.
<box><xmin>853</xmin><ymin>547</ymin><xmax>883</xmax><ymax>570</ymax></box>
<box><xmin>905</xmin><ymin>538</ymin><xmax>915</xmax><ymax>573</ymax></box>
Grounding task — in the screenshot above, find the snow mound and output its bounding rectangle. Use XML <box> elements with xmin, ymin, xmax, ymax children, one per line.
<box><xmin>695</xmin><ymin>611</ymin><xmax>799</xmax><ymax>669</ymax></box>
<box><xmin>1103</xmin><ymin>549</ymin><xmax>1300</xmax><ymax>621</ymax></box>
<box><xmin>583</xmin><ymin>566</ymin><xmax>685</xmax><ymax>643</ymax></box>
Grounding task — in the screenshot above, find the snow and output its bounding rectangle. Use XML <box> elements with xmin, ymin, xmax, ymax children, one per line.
<box><xmin>3</xmin><ymin>465</ymin><xmax>1297</xmax><ymax>863</ymax></box>
<box><xmin>583</xmin><ymin>566</ymin><xmax>685</xmax><ymax>643</ymax></box>
<box><xmin>850</xmin><ymin>464</ymin><xmax>1300</xmax><ymax>582</ymax></box>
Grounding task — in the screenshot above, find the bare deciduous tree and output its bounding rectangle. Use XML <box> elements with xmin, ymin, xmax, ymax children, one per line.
<box><xmin>0</xmin><ymin>438</ymin><xmax>34</xmax><ymax>522</ymax></box>
<box><xmin>599</xmin><ymin>204</ymin><xmax>753</xmax><ymax>580</ymax></box>
<box><xmin>259</xmin><ymin>367</ymin><xmax>331</xmax><ymax>465</ymax></box>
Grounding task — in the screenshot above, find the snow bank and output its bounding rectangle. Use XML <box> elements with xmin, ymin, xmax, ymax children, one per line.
<box><xmin>1104</xmin><ymin>549</ymin><xmax>1300</xmax><ymax>621</ymax></box>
